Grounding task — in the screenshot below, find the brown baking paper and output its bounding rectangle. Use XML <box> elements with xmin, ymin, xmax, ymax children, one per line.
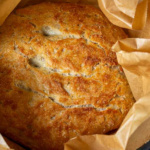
<box><xmin>1</xmin><ymin>0</ymin><xmax>150</xmax><ymax>150</ymax></box>
<box><xmin>0</xmin><ymin>0</ymin><xmax>21</xmax><ymax>26</ymax></box>
<box><xmin>0</xmin><ymin>134</ymin><xmax>12</xmax><ymax>150</ymax></box>
<box><xmin>98</xmin><ymin>0</ymin><xmax>148</xmax><ymax>30</ymax></box>
<box><xmin>0</xmin><ymin>134</ymin><xmax>25</xmax><ymax>150</ymax></box>
<box><xmin>127</xmin><ymin>0</ymin><xmax>150</xmax><ymax>38</ymax></box>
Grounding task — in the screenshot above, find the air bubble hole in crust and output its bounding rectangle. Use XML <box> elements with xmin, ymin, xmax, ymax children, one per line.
<box><xmin>28</xmin><ymin>56</ymin><xmax>45</xmax><ymax>68</ymax></box>
<box><xmin>42</xmin><ymin>26</ymin><xmax>61</xmax><ymax>36</ymax></box>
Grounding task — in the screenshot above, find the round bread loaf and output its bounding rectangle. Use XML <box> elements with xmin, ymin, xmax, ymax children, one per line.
<box><xmin>0</xmin><ymin>2</ymin><xmax>134</xmax><ymax>150</ymax></box>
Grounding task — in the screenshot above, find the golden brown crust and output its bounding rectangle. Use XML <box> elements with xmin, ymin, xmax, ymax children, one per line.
<box><xmin>0</xmin><ymin>2</ymin><xmax>134</xmax><ymax>150</ymax></box>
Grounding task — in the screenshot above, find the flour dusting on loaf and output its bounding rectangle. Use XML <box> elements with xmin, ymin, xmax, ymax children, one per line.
<box><xmin>0</xmin><ymin>2</ymin><xmax>134</xmax><ymax>150</ymax></box>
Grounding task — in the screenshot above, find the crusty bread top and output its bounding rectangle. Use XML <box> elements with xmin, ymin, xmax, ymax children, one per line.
<box><xmin>0</xmin><ymin>2</ymin><xmax>134</xmax><ymax>150</ymax></box>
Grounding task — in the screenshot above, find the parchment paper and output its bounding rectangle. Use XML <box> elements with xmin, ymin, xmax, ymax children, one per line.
<box><xmin>0</xmin><ymin>0</ymin><xmax>150</xmax><ymax>150</ymax></box>
<box><xmin>0</xmin><ymin>0</ymin><xmax>20</xmax><ymax>26</ymax></box>
<box><xmin>0</xmin><ymin>134</ymin><xmax>25</xmax><ymax>150</ymax></box>
<box><xmin>0</xmin><ymin>134</ymin><xmax>11</xmax><ymax>150</ymax></box>
<box><xmin>98</xmin><ymin>0</ymin><xmax>148</xmax><ymax>30</ymax></box>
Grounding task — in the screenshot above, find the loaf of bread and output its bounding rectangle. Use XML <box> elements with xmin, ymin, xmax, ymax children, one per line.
<box><xmin>0</xmin><ymin>2</ymin><xmax>134</xmax><ymax>150</ymax></box>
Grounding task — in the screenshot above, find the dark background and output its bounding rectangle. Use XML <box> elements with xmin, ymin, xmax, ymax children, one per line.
<box><xmin>138</xmin><ymin>141</ymin><xmax>150</xmax><ymax>150</ymax></box>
